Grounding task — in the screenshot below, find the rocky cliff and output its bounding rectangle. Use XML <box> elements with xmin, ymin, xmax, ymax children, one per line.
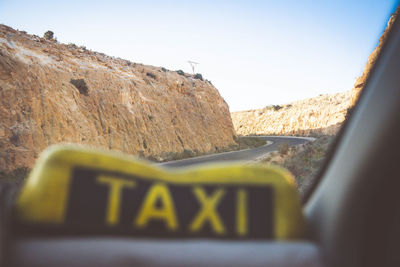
<box><xmin>231</xmin><ymin>91</ymin><xmax>351</xmax><ymax>136</ymax></box>
<box><xmin>0</xmin><ymin>25</ymin><xmax>237</xmax><ymax>172</ymax></box>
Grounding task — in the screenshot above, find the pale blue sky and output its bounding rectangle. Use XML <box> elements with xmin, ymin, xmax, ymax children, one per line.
<box><xmin>1</xmin><ymin>0</ymin><xmax>398</xmax><ymax>111</ymax></box>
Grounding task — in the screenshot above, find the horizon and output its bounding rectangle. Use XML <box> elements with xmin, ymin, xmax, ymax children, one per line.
<box><xmin>1</xmin><ymin>0</ymin><xmax>398</xmax><ymax>111</ymax></box>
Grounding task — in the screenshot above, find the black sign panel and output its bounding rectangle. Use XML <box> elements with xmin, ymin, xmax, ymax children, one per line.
<box><xmin>64</xmin><ymin>167</ymin><xmax>274</xmax><ymax>239</ymax></box>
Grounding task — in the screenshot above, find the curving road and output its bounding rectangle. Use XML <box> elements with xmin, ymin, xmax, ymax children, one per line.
<box><xmin>159</xmin><ymin>136</ymin><xmax>314</xmax><ymax>168</ymax></box>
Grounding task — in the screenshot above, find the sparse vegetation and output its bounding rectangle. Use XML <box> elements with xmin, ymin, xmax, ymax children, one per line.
<box><xmin>176</xmin><ymin>70</ymin><xmax>185</xmax><ymax>76</ymax></box>
<box><xmin>260</xmin><ymin>136</ymin><xmax>334</xmax><ymax>197</ymax></box>
<box><xmin>194</xmin><ymin>73</ymin><xmax>203</xmax><ymax>81</ymax></box>
<box><xmin>142</xmin><ymin>136</ymin><xmax>266</xmax><ymax>162</ymax></box>
<box><xmin>146</xmin><ymin>72</ymin><xmax>156</xmax><ymax>79</ymax></box>
<box><xmin>183</xmin><ymin>149</ymin><xmax>196</xmax><ymax>158</ymax></box>
<box><xmin>161</xmin><ymin>67</ymin><xmax>167</xmax><ymax>72</ymax></box>
<box><xmin>237</xmin><ymin>136</ymin><xmax>267</xmax><ymax>150</ymax></box>
<box><xmin>160</xmin><ymin>149</ymin><xmax>199</xmax><ymax>161</ymax></box>
<box><xmin>70</xmin><ymin>79</ymin><xmax>89</xmax><ymax>95</ymax></box>
<box><xmin>43</xmin><ymin>30</ymin><xmax>54</xmax><ymax>40</ymax></box>
<box><xmin>278</xmin><ymin>142</ymin><xmax>289</xmax><ymax>155</ymax></box>
<box><xmin>67</xmin><ymin>43</ymin><xmax>78</xmax><ymax>49</ymax></box>
<box><xmin>265</xmin><ymin>104</ymin><xmax>283</xmax><ymax>111</ymax></box>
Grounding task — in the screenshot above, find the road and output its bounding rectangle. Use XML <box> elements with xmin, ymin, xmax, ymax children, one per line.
<box><xmin>159</xmin><ymin>136</ymin><xmax>314</xmax><ymax>168</ymax></box>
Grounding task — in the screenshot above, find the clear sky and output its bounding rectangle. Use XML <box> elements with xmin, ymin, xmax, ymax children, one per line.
<box><xmin>1</xmin><ymin>0</ymin><xmax>398</xmax><ymax>111</ymax></box>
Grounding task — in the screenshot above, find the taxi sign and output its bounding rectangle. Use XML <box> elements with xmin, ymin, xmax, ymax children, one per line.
<box><xmin>14</xmin><ymin>145</ymin><xmax>305</xmax><ymax>239</ymax></box>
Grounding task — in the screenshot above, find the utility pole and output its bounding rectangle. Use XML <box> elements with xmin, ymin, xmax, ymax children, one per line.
<box><xmin>187</xmin><ymin>61</ymin><xmax>199</xmax><ymax>74</ymax></box>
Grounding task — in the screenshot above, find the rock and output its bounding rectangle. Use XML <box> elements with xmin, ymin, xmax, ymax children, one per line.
<box><xmin>0</xmin><ymin>24</ymin><xmax>237</xmax><ymax>172</ymax></box>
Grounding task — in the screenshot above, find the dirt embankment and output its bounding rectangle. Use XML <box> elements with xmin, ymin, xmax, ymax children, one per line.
<box><xmin>0</xmin><ymin>25</ymin><xmax>237</xmax><ymax>172</ymax></box>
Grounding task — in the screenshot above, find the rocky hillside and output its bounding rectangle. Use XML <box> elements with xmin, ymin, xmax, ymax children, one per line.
<box><xmin>232</xmin><ymin>7</ymin><xmax>399</xmax><ymax>137</ymax></box>
<box><xmin>0</xmin><ymin>25</ymin><xmax>237</xmax><ymax>172</ymax></box>
<box><xmin>350</xmin><ymin>6</ymin><xmax>399</xmax><ymax>107</ymax></box>
<box><xmin>232</xmin><ymin>91</ymin><xmax>351</xmax><ymax>136</ymax></box>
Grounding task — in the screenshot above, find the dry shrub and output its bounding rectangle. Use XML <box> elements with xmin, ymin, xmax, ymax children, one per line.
<box><xmin>278</xmin><ymin>142</ymin><xmax>289</xmax><ymax>155</ymax></box>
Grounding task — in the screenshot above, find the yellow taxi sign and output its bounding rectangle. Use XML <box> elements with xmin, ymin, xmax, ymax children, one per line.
<box><xmin>15</xmin><ymin>145</ymin><xmax>305</xmax><ymax>239</ymax></box>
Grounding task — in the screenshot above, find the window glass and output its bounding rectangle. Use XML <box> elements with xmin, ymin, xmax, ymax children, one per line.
<box><xmin>0</xmin><ymin>1</ymin><xmax>397</xmax><ymax>200</ymax></box>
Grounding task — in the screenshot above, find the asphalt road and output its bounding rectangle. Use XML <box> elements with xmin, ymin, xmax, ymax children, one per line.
<box><xmin>159</xmin><ymin>136</ymin><xmax>314</xmax><ymax>168</ymax></box>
